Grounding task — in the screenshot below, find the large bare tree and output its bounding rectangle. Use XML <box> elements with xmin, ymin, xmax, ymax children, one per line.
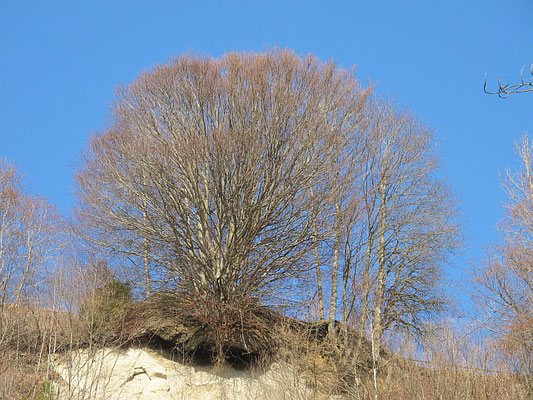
<box><xmin>75</xmin><ymin>50</ymin><xmax>370</xmax><ymax>303</ymax></box>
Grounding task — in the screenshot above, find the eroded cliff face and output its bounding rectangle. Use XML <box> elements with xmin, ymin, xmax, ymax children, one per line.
<box><xmin>52</xmin><ymin>347</ymin><xmax>334</xmax><ymax>400</ymax></box>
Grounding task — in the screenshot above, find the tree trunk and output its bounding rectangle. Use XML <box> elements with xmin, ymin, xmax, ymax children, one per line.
<box><xmin>328</xmin><ymin>193</ymin><xmax>341</xmax><ymax>335</ymax></box>
<box><xmin>372</xmin><ymin>175</ymin><xmax>388</xmax><ymax>399</ymax></box>
<box><xmin>313</xmin><ymin>216</ymin><xmax>325</xmax><ymax>320</ymax></box>
<box><xmin>356</xmin><ymin>230</ymin><xmax>373</xmax><ymax>352</ymax></box>
<box><xmin>310</xmin><ymin>186</ymin><xmax>325</xmax><ymax>320</ymax></box>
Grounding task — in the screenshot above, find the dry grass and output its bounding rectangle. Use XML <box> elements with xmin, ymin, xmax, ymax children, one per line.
<box><xmin>0</xmin><ymin>303</ymin><xmax>70</xmax><ymax>399</ymax></box>
<box><xmin>261</xmin><ymin>320</ymin><xmax>532</xmax><ymax>400</ymax></box>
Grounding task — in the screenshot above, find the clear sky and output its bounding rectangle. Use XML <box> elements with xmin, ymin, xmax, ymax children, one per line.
<box><xmin>1</xmin><ymin>0</ymin><xmax>532</xmax><ymax>312</ymax></box>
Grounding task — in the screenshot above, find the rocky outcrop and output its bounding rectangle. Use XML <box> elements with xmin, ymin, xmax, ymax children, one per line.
<box><xmin>52</xmin><ymin>347</ymin><xmax>338</xmax><ymax>400</ymax></box>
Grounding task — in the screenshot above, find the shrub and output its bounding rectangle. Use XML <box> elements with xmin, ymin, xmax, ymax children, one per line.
<box><xmin>36</xmin><ymin>379</ymin><xmax>55</xmax><ymax>400</ymax></box>
<box><xmin>78</xmin><ymin>279</ymin><xmax>132</xmax><ymax>343</ymax></box>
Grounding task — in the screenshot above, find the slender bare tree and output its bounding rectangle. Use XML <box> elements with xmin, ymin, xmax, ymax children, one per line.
<box><xmin>0</xmin><ymin>158</ymin><xmax>60</xmax><ymax>306</ymax></box>
<box><xmin>0</xmin><ymin>159</ymin><xmax>22</xmax><ymax>305</ymax></box>
<box><xmin>323</xmin><ymin>100</ymin><xmax>462</xmax><ymax>395</ymax></box>
<box><xmin>325</xmin><ymin>124</ymin><xmax>368</xmax><ymax>332</ymax></box>
<box><xmin>475</xmin><ymin>135</ymin><xmax>533</xmax><ymax>375</ymax></box>
<box><xmin>75</xmin><ymin>50</ymin><xmax>371</xmax><ymax>304</ymax></box>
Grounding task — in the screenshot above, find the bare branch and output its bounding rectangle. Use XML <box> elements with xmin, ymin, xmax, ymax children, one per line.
<box><xmin>484</xmin><ymin>65</ymin><xmax>533</xmax><ymax>98</ymax></box>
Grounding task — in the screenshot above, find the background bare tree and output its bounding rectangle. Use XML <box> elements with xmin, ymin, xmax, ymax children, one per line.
<box><xmin>75</xmin><ymin>49</ymin><xmax>370</xmax><ymax>304</ymax></box>
<box><xmin>327</xmin><ymin>99</ymin><xmax>462</xmax><ymax>394</ymax></box>
<box><xmin>0</xmin><ymin>158</ymin><xmax>60</xmax><ymax>306</ymax></box>
<box><xmin>475</xmin><ymin>135</ymin><xmax>533</xmax><ymax>377</ymax></box>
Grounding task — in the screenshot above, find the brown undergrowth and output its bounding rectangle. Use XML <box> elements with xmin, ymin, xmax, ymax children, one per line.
<box><xmin>123</xmin><ymin>292</ymin><xmax>287</xmax><ymax>367</ymax></box>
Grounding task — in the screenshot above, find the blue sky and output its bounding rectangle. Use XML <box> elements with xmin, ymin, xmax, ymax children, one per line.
<box><xmin>1</xmin><ymin>1</ymin><xmax>532</xmax><ymax>311</ymax></box>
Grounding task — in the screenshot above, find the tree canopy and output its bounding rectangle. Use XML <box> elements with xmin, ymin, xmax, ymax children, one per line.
<box><xmin>75</xmin><ymin>49</ymin><xmax>371</xmax><ymax>302</ymax></box>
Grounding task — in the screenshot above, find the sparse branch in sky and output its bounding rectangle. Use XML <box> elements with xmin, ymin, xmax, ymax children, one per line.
<box><xmin>484</xmin><ymin>65</ymin><xmax>533</xmax><ymax>98</ymax></box>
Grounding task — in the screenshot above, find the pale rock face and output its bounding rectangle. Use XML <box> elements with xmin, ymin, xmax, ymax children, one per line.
<box><xmin>52</xmin><ymin>347</ymin><xmax>338</xmax><ymax>400</ymax></box>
